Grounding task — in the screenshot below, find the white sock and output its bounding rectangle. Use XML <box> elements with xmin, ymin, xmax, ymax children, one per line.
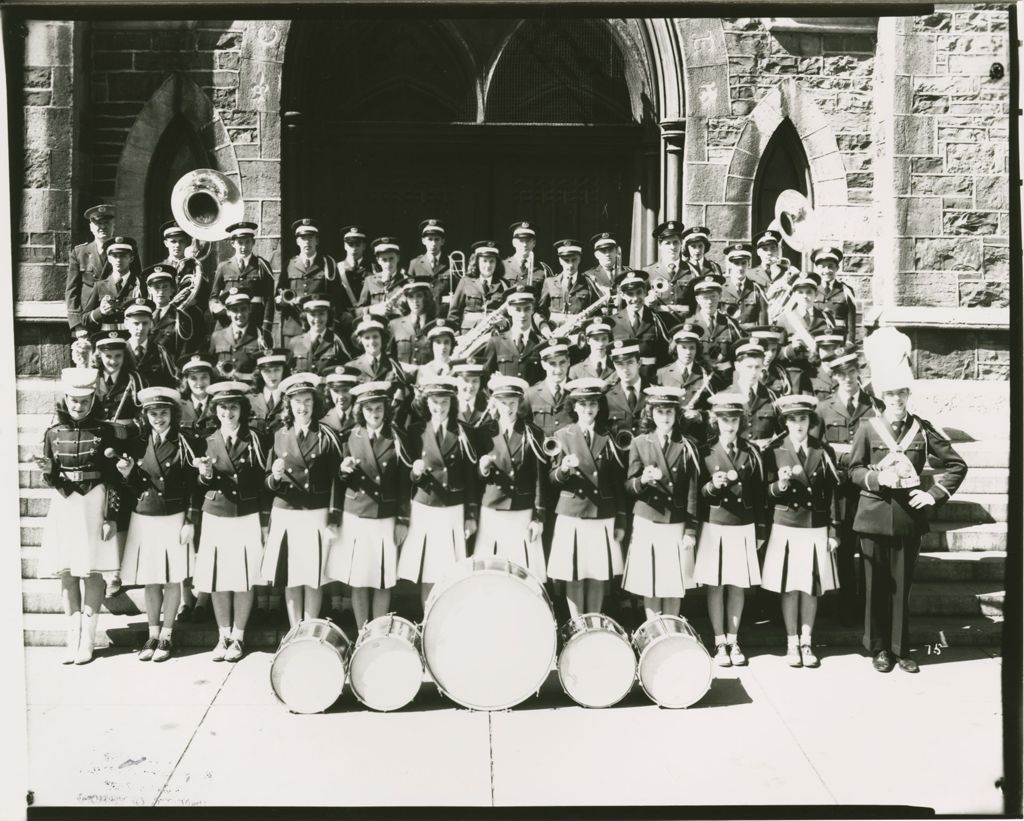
<box><xmin>229</xmin><ymin>627</ymin><xmax>245</xmax><ymax>642</ymax></box>
<box><xmin>218</xmin><ymin>627</ymin><xmax>230</xmax><ymax>641</ymax></box>
<box><xmin>787</xmin><ymin>634</ymin><xmax>799</xmax><ymax>649</ymax></box>
<box><xmin>714</xmin><ymin>634</ymin><xmax>726</xmax><ymax>646</ymax></box>
<box><xmin>159</xmin><ymin>627</ymin><xmax>173</xmax><ymax>641</ymax></box>
<box><xmin>800</xmin><ymin>631</ymin><xmax>812</xmax><ymax>647</ymax></box>
<box><xmin>726</xmin><ymin>632</ymin><xmax>738</xmax><ymax>645</ymax></box>
<box><xmin>148</xmin><ymin>625</ymin><xmax>160</xmax><ymax>639</ymax></box>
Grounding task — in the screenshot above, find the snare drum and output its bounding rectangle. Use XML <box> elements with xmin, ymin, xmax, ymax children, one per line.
<box><xmin>422</xmin><ymin>557</ymin><xmax>557</xmax><ymax>711</ymax></box>
<box><xmin>632</xmin><ymin>616</ymin><xmax>712</xmax><ymax>709</ymax></box>
<box><xmin>349</xmin><ymin>614</ymin><xmax>424</xmax><ymax>712</ymax></box>
<box><xmin>557</xmin><ymin>614</ymin><xmax>636</xmax><ymax>708</ymax></box>
<box><xmin>269</xmin><ymin>618</ymin><xmax>352</xmax><ymax>714</ymax></box>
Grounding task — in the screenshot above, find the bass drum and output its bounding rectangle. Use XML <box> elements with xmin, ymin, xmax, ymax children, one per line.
<box><xmin>632</xmin><ymin>615</ymin><xmax>712</xmax><ymax>709</ymax></box>
<box><xmin>557</xmin><ymin>613</ymin><xmax>636</xmax><ymax>708</ymax></box>
<box><xmin>269</xmin><ymin>618</ymin><xmax>352</xmax><ymax>714</ymax></box>
<box><xmin>349</xmin><ymin>614</ymin><xmax>424</xmax><ymax>712</ymax></box>
<box><xmin>422</xmin><ymin>557</ymin><xmax>556</xmax><ymax>711</ymax></box>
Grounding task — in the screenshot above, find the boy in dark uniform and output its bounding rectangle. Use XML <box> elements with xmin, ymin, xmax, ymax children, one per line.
<box><xmin>610</xmin><ymin>270</ymin><xmax>667</xmax><ymax>381</ymax></box>
<box><xmin>407</xmin><ymin>218</ymin><xmax>450</xmax><ymax>282</ymax></box>
<box><xmin>157</xmin><ymin>221</ymin><xmax>209</xmax><ymax>310</ymax></box>
<box><xmin>568</xmin><ymin>316</ymin><xmax>618</xmax><ymax>384</ymax></box>
<box><xmin>276</xmin><ymin>218</ymin><xmax>341</xmax><ymax>348</ymax></box>
<box><xmin>209</xmin><ymin>221</ymin><xmax>275</xmax><ymax>343</ymax></box>
<box><xmin>145</xmin><ymin>264</ymin><xmax>205</xmax><ymax>358</ymax></box>
<box><xmin>82</xmin><ymin>236</ymin><xmax>143</xmax><ymax>333</ymax></box>
<box><xmin>388</xmin><ymin>277</ymin><xmax>436</xmax><ymax>366</ymax></box>
<box><xmin>122</xmin><ymin>298</ymin><xmax>178</xmax><ymax>388</ymax></box>
<box><xmin>504</xmin><ymin>220</ymin><xmax>548</xmax><ymax>296</ymax></box>
<box><xmin>604</xmin><ymin>338</ymin><xmax>650</xmax><ymax>437</ymax></box>
<box><xmin>521</xmin><ymin>337</ymin><xmax>574</xmax><ymax>438</ymax></box>
<box><xmin>686</xmin><ymin>274</ymin><xmax>744</xmax><ymax>384</ymax></box>
<box><xmin>777</xmin><ymin>271</ymin><xmax>837</xmax><ymax>366</ymax></box>
<box><xmin>481</xmin><ymin>287</ymin><xmax>545</xmax><ymax>384</ymax></box>
<box><xmin>581</xmin><ymin>232</ymin><xmax>621</xmax><ymax>292</ymax></box>
<box><xmin>67</xmin><ymin>203</ymin><xmax>116</xmax><ymax>333</ymax></box>
<box><xmin>720</xmin><ymin>243</ymin><xmax>768</xmax><ymax>330</ymax></box>
<box><xmin>209</xmin><ymin>288</ymin><xmax>264</xmax><ymax>377</ymax></box>
<box><xmin>357</xmin><ymin>237</ymin><xmax>409</xmax><ymax>320</ymax></box>
<box><xmin>813</xmin><ymin>246</ymin><xmax>858</xmax><ymax>344</ymax></box>
<box><xmin>537</xmin><ymin>239</ymin><xmax>602</xmax><ymax>339</ymax></box>
<box><xmin>448</xmin><ymin>240</ymin><xmax>511</xmax><ymax>334</ymax></box>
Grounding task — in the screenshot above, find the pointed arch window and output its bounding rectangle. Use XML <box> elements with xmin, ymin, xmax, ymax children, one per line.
<box><xmin>752</xmin><ymin>118</ymin><xmax>812</xmax><ymax>267</ymax></box>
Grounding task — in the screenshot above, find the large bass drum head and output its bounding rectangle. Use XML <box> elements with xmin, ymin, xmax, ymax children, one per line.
<box><xmin>636</xmin><ymin>632</ymin><xmax>712</xmax><ymax>709</ymax></box>
<box><xmin>270</xmin><ymin>639</ymin><xmax>348</xmax><ymax>714</ymax></box>
<box><xmin>558</xmin><ymin>624</ymin><xmax>636</xmax><ymax>708</ymax></box>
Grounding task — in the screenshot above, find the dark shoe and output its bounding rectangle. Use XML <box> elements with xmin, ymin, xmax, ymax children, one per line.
<box><xmin>897</xmin><ymin>656</ymin><xmax>920</xmax><ymax>674</ymax></box>
<box><xmin>800</xmin><ymin>644</ymin><xmax>820</xmax><ymax>668</ymax></box>
<box><xmin>152</xmin><ymin>639</ymin><xmax>173</xmax><ymax>663</ymax></box>
<box><xmin>176</xmin><ymin>605</ymin><xmax>194</xmax><ymax>624</ymax></box>
<box><xmin>872</xmin><ymin>650</ymin><xmax>894</xmax><ymax>673</ymax></box>
<box><xmin>224</xmin><ymin>638</ymin><xmax>245</xmax><ymax>662</ymax></box>
<box><xmin>138</xmin><ymin>637</ymin><xmax>158</xmax><ymax>661</ymax></box>
<box><xmin>713</xmin><ymin>644</ymin><xmax>732</xmax><ymax>667</ymax></box>
<box><xmin>105</xmin><ymin>577</ymin><xmax>122</xmax><ymax>598</ymax></box>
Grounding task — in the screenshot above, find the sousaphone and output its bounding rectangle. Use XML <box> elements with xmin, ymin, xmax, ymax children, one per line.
<box><xmin>768</xmin><ymin>189</ymin><xmax>819</xmax><ymax>254</ymax></box>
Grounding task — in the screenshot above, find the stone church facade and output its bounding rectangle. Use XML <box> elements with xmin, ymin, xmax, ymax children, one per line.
<box><xmin>12</xmin><ymin>10</ymin><xmax>1011</xmax><ymax>387</ymax></box>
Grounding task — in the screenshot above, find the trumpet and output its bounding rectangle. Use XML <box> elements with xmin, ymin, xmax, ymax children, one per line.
<box><xmin>276</xmin><ymin>288</ymin><xmax>299</xmax><ymax>306</ymax></box>
<box><xmin>652</xmin><ymin>278</ymin><xmax>672</xmax><ymax>295</ymax></box>
<box><xmin>613</xmin><ymin>428</ymin><xmax>634</xmax><ymax>450</ymax></box>
<box><xmin>542</xmin><ymin>436</ymin><xmax>563</xmax><ymax>459</ymax></box>
<box><xmin>219</xmin><ymin>360</ymin><xmax>236</xmax><ymax>376</ymax></box>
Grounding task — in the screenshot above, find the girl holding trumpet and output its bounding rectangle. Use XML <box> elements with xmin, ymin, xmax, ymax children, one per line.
<box><xmin>261</xmin><ymin>373</ymin><xmax>343</xmax><ymax>629</ymax></box>
<box><xmin>546</xmin><ymin>377</ymin><xmax>627</xmax><ymax>617</ymax></box>
<box><xmin>760</xmin><ymin>394</ymin><xmax>841</xmax><ymax>668</ymax></box>
<box><xmin>622</xmin><ymin>386</ymin><xmax>702</xmax><ymax>619</ymax></box>
<box><xmin>192</xmin><ymin>381</ymin><xmax>271</xmax><ymax>662</ymax></box>
<box><xmin>694</xmin><ymin>390</ymin><xmax>768</xmax><ymax>667</ymax></box>
<box><xmin>327</xmin><ymin>381</ymin><xmax>412</xmax><ymax>627</ymax></box>
<box><xmin>115</xmin><ymin>387</ymin><xmax>202</xmax><ymax>662</ymax></box>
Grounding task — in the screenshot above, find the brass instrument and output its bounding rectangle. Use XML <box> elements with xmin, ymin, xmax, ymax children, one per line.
<box><xmin>276</xmin><ymin>288</ymin><xmax>299</xmax><ymax>307</ymax></box>
<box><xmin>370</xmin><ymin>276</ymin><xmax>408</xmax><ymax>317</ymax></box>
<box><xmin>451</xmin><ymin>302</ymin><xmax>511</xmax><ymax>361</ymax></box>
<box><xmin>652</xmin><ymin>278</ymin><xmax>672</xmax><ymax>295</ymax></box>
<box><xmin>447</xmin><ymin>250</ymin><xmax>466</xmax><ymax>304</ymax></box>
<box><xmin>542</xmin><ymin>436</ymin><xmax>563</xmax><ymax>459</ymax></box>
<box><xmin>768</xmin><ymin>189</ymin><xmax>820</xmax><ymax>254</ymax></box>
<box><xmin>219</xmin><ymin>360</ymin><xmax>236</xmax><ymax>376</ymax></box>
<box><xmin>613</xmin><ymin>428</ymin><xmax>634</xmax><ymax>451</ymax></box>
<box><xmin>549</xmin><ymin>293</ymin><xmax>613</xmax><ymax>339</ymax></box>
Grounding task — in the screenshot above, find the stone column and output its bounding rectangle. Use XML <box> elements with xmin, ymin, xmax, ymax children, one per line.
<box><xmin>661</xmin><ymin>120</ymin><xmax>686</xmax><ymax>223</ymax></box>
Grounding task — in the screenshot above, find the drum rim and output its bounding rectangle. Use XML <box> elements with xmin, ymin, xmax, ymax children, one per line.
<box><xmin>560</xmin><ymin>612</ymin><xmax>630</xmax><ymax>644</ymax></box>
<box><xmin>556</xmin><ymin>626</ymin><xmax>637</xmax><ymax>708</ymax></box>
<box><xmin>355</xmin><ymin>613</ymin><xmax>422</xmax><ymax>650</ymax></box>
<box><xmin>349</xmin><ymin>617</ymin><xmax>425</xmax><ymax>711</ymax></box>
<box><xmin>633</xmin><ymin>632</ymin><xmax>713</xmax><ymax>709</ymax></box>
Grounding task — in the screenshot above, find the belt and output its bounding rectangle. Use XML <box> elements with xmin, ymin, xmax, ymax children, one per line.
<box><xmin>62</xmin><ymin>469</ymin><xmax>101</xmax><ymax>482</ymax></box>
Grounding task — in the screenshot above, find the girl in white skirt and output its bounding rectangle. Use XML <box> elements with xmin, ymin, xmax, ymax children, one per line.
<box><xmin>116</xmin><ymin>387</ymin><xmax>202</xmax><ymax>662</ymax></box>
<box><xmin>546</xmin><ymin>377</ymin><xmax>626</xmax><ymax>617</ymax></box>
<box><xmin>761</xmin><ymin>394</ymin><xmax>841</xmax><ymax>668</ymax></box>
<box><xmin>37</xmin><ymin>368</ymin><xmax>122</xmax><ymax>664</ymax></box>
<box><xmin>474</xmin><ymin>374</ymin><xmax>548</xmax><ymax>581</ymax></box>
<box><xmin>399</xmin><ymin>376</ymin><xmax>479</xmax><ymax>607</ymax></box>
<box><xmin>262</xmin><ymin>372</ymin><xmax>343</xmax><ymax>628</ymax></box>
<box><xmin>328</xmin><ymin>381</ymin><xmax>412</xmax><ymax>627</ymax></box>
<box><xmin>623</xmin><ymin>386</ymin><xmax>701</xmax><ymax>619</ymax></box>
<box><xmin>695</xmin><ymin>389</ymin><xmax>768</xmax><ymax>667</ymax></box>
<box><xmin>193</xmin><ymin>381</ymin><xmax>270</xmax><ymax>662</ymax></box>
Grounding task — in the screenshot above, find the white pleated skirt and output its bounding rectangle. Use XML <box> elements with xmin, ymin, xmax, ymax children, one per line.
<box><xmin>193</xmin><ymin>512</ymin><xmax>264</xmax><ymax>593</ymax></box>
<box><xmin>260</xmin><ymin>506</ymin><xmax>331</xmax><ymax>589</ymax></box>
<box><xmin>761</xmin><ymin>524</ymin><xmax>839</xmax><ymax>596</ymax></box>
<box><xmin>398</xmin><ymin>501</ymin><xmax>467</xmax><ymax>584</ymax></box>
<box><xmin>547</xmin><ymin>515</ymin><xmax>623</xmax><ymax>582</ymax></box>
<box><xmin>39</xmin><ymin>484</ymin><xmax>120</xmax><ymax>578</ymax></box>
<box><xmin>622</xmin><ymin>517</ymin><xmax>696</xmax><ymax>598</ymax></box>
<box><xmin>474</xmin><ymin>507</ymin><xmax>547</xmax><ymax>582</ymax></box>
<box><xmin>693</xmin><ymin>521</ymin><xmax>761</xmax><ymax>588</ymax></box>
<box><xmin>120</xmin><ymin>511</ymin><xmax>191</xmax><ymax>585</ymax></box>
<box><xmin>326</xmin><ymin>512</ymin><xmax>398</xmax><ymax>590</ymax></box>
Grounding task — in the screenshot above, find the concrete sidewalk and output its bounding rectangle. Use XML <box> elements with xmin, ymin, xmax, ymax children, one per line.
<box><xmin>22</xmin><ymin>645</ymin><xmax>1003</xmax><ymax>812</ymax></box>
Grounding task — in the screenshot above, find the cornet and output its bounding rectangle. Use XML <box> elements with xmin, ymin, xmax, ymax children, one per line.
<box><xmin>613</xmin><ymin>428</ymin><xmax>634</xmax><ymax>450</ymax></box>
<box><xmin>542</xmin><ymin>436</ymin><xmax>563</xmax><ymax>459</ymax></box>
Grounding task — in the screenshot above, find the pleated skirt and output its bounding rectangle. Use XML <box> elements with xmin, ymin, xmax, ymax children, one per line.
<box><xmin>38</xmin><ymin>485</ymin><xmax>120</xmax><ymax>578</ymax></box>
<box><xmin>260</xmin><ymin>506</ymin><xmax>331</xmax><ymax>589</ymax></box>
<box><xmin>193</xmin><ymin>512</ymin><xmax>264</xmax><ymax>593</ymax></box>
<box><xmin>622</xmin><ymin>517</ymin><xmax>696</xmax><ymax>598</ymax></box>
<box><xmin>547</xmin><ymin>515</ymin><xmax>623</xmax><ymax>582</ymax></box>
<box><xmin>397</xmin><ymin>501</ymin><xmax>467</xmax><ymax>584</ymax></box>
<box><xmin>326</xmin><ymin>513</ymin><xmax>398</xmax><ymax>590</ymax></box>
<box><xmin>474</xmin><ymin>507</ymin><xmax>547</xmax><ymax>582</ymax></box>
<box><xmin>120</xmin><ymin>510</ymin><xmax>191</xmax><ymax>585</ymax></box>
<box><xmin>761</xmin><ymin>524</ymin><xmax>839</xmax><ymax>596</ymax></box>
<box><xmin>693</xmin><ymin>521</ymin><xmax>761</xmax><ymax>588</ymax></box>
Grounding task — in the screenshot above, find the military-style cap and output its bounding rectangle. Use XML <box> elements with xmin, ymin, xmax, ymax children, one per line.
<box><xmin>207</xmin><ymin>381</ymin><xmax>252</xmax><ymax>404</ymax></box>
<box><xmin>812</xmin><ymin>246</ymin><xmax>844</xmax><ymax>265</ymax></box>
<box><xmin>472</xmin><ymin>240</ymin><xmax>500</xmax><ymax>257</ymax></box>
<box><xmin>280</xmin><ymin>372</ymin><xmax>322</xmax><ymax>396</ymax></box>
<box><xmin>565</xmin><ymin>377</ymin><xmax>607</xmax><ymax>400</ymax></box>
<box><xmin>774</xmin><ymin>394</ymin><xmax>817</xmax><ymax>417</ymax></box>
<box><xmin>144</xmin><ymin>263</ymin><xmax>176</xmax><ymax>286</ymax></box>
<box><xmin>725</xmin><ymin>243</ymin><xmax>753</xmax><ymax>261</ymax></box>
<box><xmin>505</xmin><ymin>285</ymin><xmax>535</xmax><ymax>306</ymax></box>
<box><xmin>221</xmin><ymin>287</ymin><xmax>252</xmax><ymax>307</ymax></box>
<box><xmin>590</xmin><ymin>232</ymin><xmax>618</xmax><ymax>250</ymax></box>
<box><xmin>692</xmin><ymin>273</ymin><xmax>725</xmax><ymax>294</ymax></box>
<box><xmin>615</xmin><ymin>269</ymin><xmax>649</xmax><ymax>291</ymax></box>
<box><xmin>123</xmin><ymin>297</ymin><xmax>155</xmax><ymax>318</ymax></box>
<box><xmin>669</xmin><ymin>322</ymin><xmax>704</xmax><ymax>344</ymax></box>
<box><xmin>341</xmin><ymin>225</ymin><xmax>367</xmax><ymax>241</ymax></box>
<box><xmin>160</xmin><ymin>221</ymin><xmax>188</xmax><ymax>239</ymax></box>
<box><xmin>451</xmin><ymin>361</ymin><xmax>487</xmax><ymax>379</ymax></box>
<box><xmin>402</xmin><ymin>276</ymin><xmax>433</xmax><ymax>295</ymax></box>
<box><xmin>426</xmin><ymin>319</ymin><xmax>457</xmax><ymax>340</ymax></box>
<box><xmin>61</xmin><ymin>367</ymin><xmax>99</xmax><ymax>397</ymax></box>
<box><xmin>488</xmin><ymin>374</ymin><xmax>529</xmax><ymax>398</ymax></box>
<box><xmin>372</xmin><ymin>237</ymin><xmax>400</xmax><ymax>254</ymax></box>
<box><xmin>103</xmin><ymin>236</ymin><xmax>137</xmax><ymax>254</ymax></box>
<box><xmin>178</xmin><ymin>353</ymin><xmax>215</xmax><ymax>373</ymax></box>
<box><xmin>256</xmin><ymin>348</ymin><xmax>289</xmax><ymax>368</ymax></box>
<box><xmin>509</xmin><ymin>221</ymin><xmax>536</xmax><ymax>238</ymax></box>
<box><xmin>92</xmin><ymin>329</ymin><xmax>130</xmax><ymax>350</ymax></box>
<box><xmin>813</xmin><ymin>329</ymin><xmax>846</xmax><ymax>348</ymax></box>
<box><xmin>138</xmin><ymin>386</ymin><xmax>182</xmax><ymax>408</ymax></box>
<box><xmin>790</xmin><ymin>271</ymin><xmax>822</xmax><ymax>290</ymax></box>
<box><xmin>732</xmin><ymin>338</ymin><xmax>767</xmax><ymax>361</ymax></box>
<box><xmin>708</xmin><ymin>391</ymin><xmax>747</xmax><ymax>416</ymax></box>
<box><xmin>754</xmin><ymin>229</ymin><xmax>782</xmax><ymax>247</ymax></box>
<box><xmin>681</xmin><ymin>226</ymin><xmax>711</xmax><ymax>247</ymax></box>
<box><xmin>293</xmin><ymin>218</ymin><xmax>320</xmax><ymax>236</ymax></box>
<box><xmin>420</xmin><ymin>219</ymin><xmax>445</xmax><ymax>236</ymax></box>
<box><xmin>351</xmin><ymin>380</ymin><xmax>392</xmax><ymax>404</ymax></box>
<box><xmin>652</xmin><ymin>220</ymin><xmax>684</xmax><ymax>240</ymax></box>
<box><xmin>609</xmin><ymin>337</ymin><xmax>641</xmax><ymax>360</ymax></box>
<box><xmin>553</xmin><ymin>239</ymin><xmax>582</xmax><ymax>257</ymax></box>
<box><xmin>354</xmin><ymin>317</ymin><xmax>386</xmax><ymax>337</ymax></box>
<box><xmin>644</xmin><ymin>385</ymin><xmax>684</xmax><ymax>406</ymax></box>
<box><xmin>322</xmin><ymin>364</ymin><xmax>363</xmax><ymax>386</ymax></box>
<box><xmin>584</xmin><ymin>317</ymin><xmax>615</xmax><ymax>337</ymax></box>
<box><xmin>419</xmin><ymin>376</ymin><xmax>459</xmax><ymax>397</ymax></box>
<box><xmin>226</xmin><ymin>222</ymin><xmax>258</xmax><ymax>238</ymax></box>
<box><xmin>538</xmin><ymin>337</ymin><xmax>572</xmax><ymax>360</ymax></box>
<box><xmin>84</xmin><ymin>204</ymin><xmax>115</xmax><ymax>222</ymax></box>
<box><xmin>299</xmin><ymin>295</ymin><xmax>332</xmax><ymax>312</ymax></box>
<box><xmin>822</xmin><ymin>343</ymin><xmax>860</xmax><ymax>371</ymax></box>
<box><xmin>748</xmin><ymin>325</ymin><xmax>786</xmax><ymax>346</ymax></box>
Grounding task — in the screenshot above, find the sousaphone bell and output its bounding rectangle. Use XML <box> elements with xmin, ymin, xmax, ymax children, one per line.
<box><xmin>171</xmin><ymin>169</ymin><xmax>245</xmax><ymax>242</ymax></box>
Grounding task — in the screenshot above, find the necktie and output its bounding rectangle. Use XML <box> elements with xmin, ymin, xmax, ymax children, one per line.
<box><xmin>233</xmin><ymin>328</ymin><xmax>242</xmax><ymax>344</ymax></box>
<box><xmin>727</xmin><ymin>442</ymin><xmax>736</xmax><ymax>462</ymax></box>
<box><xmin>660</xmin><ymin>433</ymin><xmax>668</xmax><ymax>452</ymax></box>
<box><xmin>596</xmin><ymin>360</ymin><xmax>605</xmax><ymax>375</ymax></box>
<box><xmin>583</xmin><ymin>428</ymin><xmax>592</xmax><ymax>448</ymax></box>
<box><xmin>846</xmin><ymin>398</ymin><xmax>856</xmax><ymax>417</ymax></box>
<box><xmin>431</xmin><ymin>256</ymin><xmax>439</xmax><ymax>272</ymax></box>
<box><xmin>154</xmin><ymin>308</ymin><xmax>163</xmax><ymax>323</ymax></box>
<box><xmin>553</xmin><ymin>387</ymin><xmax>563</xmax><ymax>405</ymax></box>
<box><xmin>517</xmin><ymin>336</ymin><xmax>525</xmax><ymax>354</ymax></box>
<box><xmin>627</xmin><ymin>386</ymin><xmax>637</xmax><ymax>411</ymax></box>
<box><xmin>367</xmin><ymin>429</ymin><xmax>375</xmax><ymax>443</ymax></box>
<box><xmin>304</xmin><ymin>257</ymin><xmax>312</xmax><ymax>271</ymax></box>
<box><xmin>668</xmin><ymin>263</ymin><xmax>677</xmax><ymax>276</ymax></box>
<box><xmin>106</xmin><ymin>376</ymin><xmax>114</xmax><ymax>388</ymax></box>
<box><xmin>521</xmin><ymin>258</ymin><xmax>528</xmax><ymax>276</ymax></box>
<box><xmin>226</xmin><ymin>435</ymin><xmax>234</xmax><ymax>450</ymax></box>
<box><xmin>370</xmin><ymin>357</ymin><xmax>379</xmax><ymax>373</ymax></box>
<box><xmin>196</xmin><ymin>401</ymin><xmax>205</xmax><ymax>416</ymax></box>
<box><xmin>630</xmin><ymin>310</ymin><xmax>639</xmax><ymax>333</ymax></box>
<box><xmin>797</xmin><ymin>445</ymin><xmax>806</xmax><ymax>467</ymax></box>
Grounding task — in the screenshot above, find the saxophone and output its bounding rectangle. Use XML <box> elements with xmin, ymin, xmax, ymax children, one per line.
<box><xmin>548</xmin><ymin>292</ymin><xmax>613</xmax><ymax>338</ymax></box>
<box><xmin>451</xmin><ymin>302</ymin><xmax>511</xmax><ymax>361</ymax></box>
<box><xmin>369</xmin><ymin>273</ymin><xmax>408</xmax><ymax>317</ymax></box>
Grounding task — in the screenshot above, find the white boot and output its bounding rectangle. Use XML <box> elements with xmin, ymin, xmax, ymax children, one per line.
<box><xmin>62</xmin><ymin>613</ymin><xmax>81</xmax><ymax>665</ymax></box>
<box><xmin>75</xmin><ymin>612</ymin><xmax>98</xmax><ymax>665</ymax></box>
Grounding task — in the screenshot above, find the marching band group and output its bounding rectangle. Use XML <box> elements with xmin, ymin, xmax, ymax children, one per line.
<box><xmin>41</xmin><ymin>204</ymin><xmax>967</xmax><ymax>678</ymax></box>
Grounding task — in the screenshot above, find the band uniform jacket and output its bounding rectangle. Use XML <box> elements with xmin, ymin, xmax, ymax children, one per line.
<box><xmin>407</xmin><ymin>253</ymin><xmax>449</xmax><ymax>282</ymax></box>
<box><xmin>178</xmin><ymin>396</ymin><xmax>218</xmax><ymax>439</ymax></box>
<box><xmin>521</xmin><ymin>380</ymin><xmax>573</xmax><ymax>438</ymax></box>
<box><xmin>447</xmin><ymin>275</ymin><xmax>510</xmax><ymax>332</ymax></box>
<box><xmin>66</xmin><ymin>239</ymin><xmax>106</xmax><ymax>331</ymax></box>
<box><xmin>40</xmin><ymin>402</ymin><xmax>121</xmax><ymax>517</ymax></box>
<box><xmin>319</xmin><ymin>406</ymin><xmax>357</xmax><ymax>437</ymax></box>
<box><xmin>248</xmin><ymin>390</ymin><xmax>287</xmax><ymax>436</ymax></box>
<box><xmin>456</xmin><ymin>397</ymin><xmax>487</xmax><ymax>429</ymax></box>
<box><xmin>210</xmin><ymin>324</ymin><xmax>263</xmax><ymax>374</ymax></box>
<box><xmin>627</xmin><ymin>431</ymin><xmax>700</xmax><ymax>529</ymax></box>
<box><xmin>150</xmin><ymin>303</ymin><xmax>205</xmax><ymax>359</ymax></box>
<box><xmin>848</xmin><ymin>414</ymin><xmax>967</xmax><ymax>538</ymax></box>
<box><xmin>568</xmin><ymin>356</ymin><xmax>618</xmax><ymax>385</ymax></box>
<box><xmin>81</xmin><ymin>272</ymin><xmax>142</xmax><ymax>332</ymax></box>
<box><xmin>731</xmin><ymin>380</ymin><xmax>781</xmax><ymax>446</ymax></box>
<box><xmin>762</xmin><ymin>435</ymin><xmax>840</xmax><ymax>529</ymax></box>
<box><xmin>549</xmin><ymin>424</ymin><xmax>626</xmax><ymax>529</ymax></box>
<box><xmin>483</xmin><ymin>328</ymin><xmax>546</xmax><ymax>385</ymax></box>
<box><xmin>211</xmin><ymin>255</ymin><xmax>276</xmax><ymax>334</ymax></box>
<box><xmin>265</xmin><ymin>423</ymin><xmax>343</xmax><ymax>524</ymax></box>
<box><xmin>698</xmin><ymin>438</ymin><xmax>766</xmax><ymax>533</ymax></box>
<box><xmin>656</xmin><ymin>363</ymin><xmax>715</xmax><ymax>414</ymax></box>
<box><xmin>687</xmin><ymin>311</ymin><xmax>744</xmax><ymax>376</ymax></box>
<box><xmin>476</xmin><ymin>421</ymin><xmax>546</xmax><ymax>520</ymax></box>
<box><xmin>610</xmin><ymin>306</ymin><xmax>664</xmax><ymax>369</ymax></box>
<box><xmin>163</xmin><ymin>256</ymin><xmax>210</xmax><ymax>308</ymax></box>
<box><xmin>407</xmin><ymin>418</ymin><xmax>480</xmax><ymax>518</ymax></box>
<box><xmin>605</xmin><ymin>379</ymin><xmax>650</xmax><ymax>435</ymax></box>
<box><xmin>127</xmin><ymin>341</ymin><xmax>178</xmax><ymax>389</ymax></box>
<box><xmin>581</xmin><ymin>264</ymin><xmax>616</xmax><ymax>291</ymax></box>
<box><xmin>537</xmin><ymin>274</ymin><xmax>600</xmax><ymax>332</ymax></box>
<box><xmin>287</xmin><ymin>330</ymin><xmax>352</xmax><ymax>374</ymax></box>
<box><xmin>811</xmin><ymin>391</ymin><xmax>879</xmax><ymax>473</ymax></box>
<box><xmin>641</xmin><ymin>260</ymin><xmax>680</xmax><ymax>288</ymax></box>
<box><xmin>809</xmin><ymin>364</ymin><xmax>835</xmax><ymax>402</ymax></box>
<box><xmin>720</xmin><ymin>279</ymin><xmax>769</xmax><ymax>330</ymax></box>
<box><xmin>118</xmin><ymin>428</ymin><xmax>204</xmax><ymax>521</ymax></box>
<box><xmin>276</xmin><ymin>253</ymin><xmax>342</xmax><ymax>341</ymax></box>
<box><xmin>341</xmin><ymin>425</ymin><xmax>412</xmax><ymax>522</ymax></box>
<box><xmin>388</xmin><ymin>313</ymin><xmax>434</xmax><ymax>365</ymax></box>
<box><xmin>816</xmin><ymin>279</ymin><xmax>858</xmax><ymax>344</ymax></box>
<box><xmin>95</xmin><ymin>368</ymin><xmax>144</xmax><ymax>426</ymax></box>
<box><xmin>503</xmin><ymin>256</ymin><xmax>548</xmax><ymax>297</ymax></box>
<box><xmin>335</xmin><ymin>259</ymin><xmax>370</xmax><ymax>314</ymax></box>
<box><xmin>347</xmin><ymin>352</ymin><xmax>410</xmax><ymax>392</ymax></box>
<box><xmin>198</xmin><ymin>428</ymin><xmax>271</xmax><ymax>523</ymax></box>
<box><xmin>763</xmin><ymin>358</ymin><xmax>813</xmax><ymax>397</ymax></box>
<box><xmin>357</xmin><ymin>272</ymin><xmax>409</xmax><ymax>318</ymax></box>
<box><xmin>778</xmin><ymin>307</ymin><xmax>836</xmax><ymax>362</ymax></box>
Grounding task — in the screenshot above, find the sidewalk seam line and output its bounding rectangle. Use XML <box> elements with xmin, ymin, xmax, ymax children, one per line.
<box><xmin>488</xmin><ymin>711</ymin><xmax>496</xmax><ymax>806</ymax></box>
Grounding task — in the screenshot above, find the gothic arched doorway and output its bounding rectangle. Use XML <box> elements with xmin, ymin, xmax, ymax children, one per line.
<box><xmin>752</xmin><ymin>118</ymin><xmax>813</xmax><ymax>269</ymax></box>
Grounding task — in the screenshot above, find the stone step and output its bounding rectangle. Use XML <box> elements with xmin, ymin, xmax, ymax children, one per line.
<box><xmin>20</xmin><ymin>611</ymin><xmax>1002</xmax><ymax>650</ymax></box>
<box><xmin>921</xmin><ymin>467</ymin><xmax>1007</xmax><ymax>495</ymax></box>
<box><xmin>921</xmin><ymin>521</ymin><xmax>1008</xmax><ymax>552</ymax></box>
<box><xmin>931</xmin><ymin>494</ymin><xmax>1008</xmax><ymax>524</ymax></box>
<box><xmin>915</xmin><ymin>551</ymin><xmax>1006</xmax><ymax>583</ymax></box>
